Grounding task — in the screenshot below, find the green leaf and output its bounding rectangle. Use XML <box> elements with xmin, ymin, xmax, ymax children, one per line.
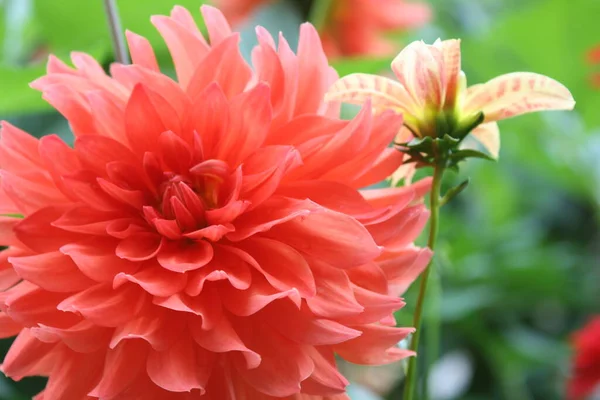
<box><xmin>461</xmin><ymin>0</ymin><xmax>600</xmax><ymax>127</ymax></box>
<box><xmin>450</xmin><ymin>148</ymin><xmax>495</xmax><ymax>163</ymax></box>
<box><xmin>0</xmin><ymin>43</ymin><xmax>107</xmax><ymax>115</ymax></box>
<box><xmin>441</xmin><ymin>178</ymin><xmax>470</xmax><ymax>206</ymax></box>
<box><xmin>0</xmin><ymin>214</ymin><xmax>24</xmax><ymax>218</ymax></box>
<box><xmin>32</xmin><ymin>0</ymin><xmax>208</xmax><ymax>56</ymax></box>
<box><xmin>438</xmin><ymin>134</ymin><xmax>461</xmax><ymax>152</ymax></box>
<box><xmin>0</xmin><ymin>65</ymin><xmax>48</xmax><ymax>114</ymax></box>
<box><xmin>404</xmin><ymin>136</ymin><xmax>434</xmax><ymax>152</ymax></box>
<box><xmin>307</xmin><ymin>0</ymin><xmax>333</xmax><ymax>32</ymax></box>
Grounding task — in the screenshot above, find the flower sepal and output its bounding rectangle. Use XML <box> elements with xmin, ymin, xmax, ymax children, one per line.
<box><xmin>448</xmin><ymin>148</ymin><xmax>495</xmax><ymax>167</ymax></box>
<box><xmin>398</xmin><ymin>131</ymin><xmax>495</xmax><ymax>172</ymax></box>
<box><xmin>451</xmin><ymin>111</ymin><xmax>485</xmax><ymax>140</ymax></box>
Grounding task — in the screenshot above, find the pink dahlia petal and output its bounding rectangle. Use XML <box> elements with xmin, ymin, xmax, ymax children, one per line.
<box><xmin>334</xmin><ymin>324</ymin><xmax>414</xmax><ymax>365</ymax></box>
<box><xmin>41</xmin><ymin>349</ymin><xmax>104</xmax><ymax>400</ymax></box>
<box><xmin>221</xmin><ymin>272</ymin><xmax>302</xmax><ymax>316</ymax></box>
<box><xmin>0</xmin><ymin>217</ymin><xmax>21</xmax><ymax>247</ymax></box>
<box><xmin>30</xmin><ymin>320</ymin><xmax>112</xmax><ymax>353</ymax></box>
<box><xmin>110</xmin><ymin>307</ymin><xmax>186</xmax><ymax>352</ymax></box>
<box><xmin>268</xmin><ymin>205</ymin><xmax>381</xmax><ymax>269</ymax></box>
<box><xmin>237</xmin><ymin>237</ymin><xmax>316</xmax><ymax>297</ymax></box>
<box><xmin>0</xmin><ymin>312</ymin><xmax>22</xmax><ymax>338</ymax></box>
<box><xmin>366</xmin><ymin>204</ymin><xmax>430</xmax><ymax>249</ymax></box>
<box><xmin>346</xmin><ymin>262</ymin><xmax>389</xmax><ymax>294</ymax></box>
<box><xmin>1</xmin><ymin>330</ymin><xmax>57</xmax><ymax>380</ymax></box>
<box><xmin>185</xmin><ymin>245</ymin><xmax>252</xmax><ymax>295</ymax></box>
<box><xmin>216</xmin><ymin>83</ymin><xmax>272</xmax><ymax>167</ymax></box>
<box><xmin>113</xmin><ymin>260</ymin><xmax>188</xmax><ymax>297</ymax></box>
<box><xmin>262</xmin><ymin>300</ymin><xmax>362</xmax><ymax>346</ymax></box>
<box><xmin>9</xmin><ymin>252</ymin><xmax>95</xmax><ymax>293</ymax></box>
<box><xmin>88</xmin><ymin>339</ymin><xmax>149</xmax><ymax>398</ymax></box>
<box><xmin>234</xmin><ymin>322</ymin><xmax>314</xmax><ymax>397</ymax></box>
<box><xmin>126</xmin><ymin>30</ymin><xmax>160</xmax><ymax>72</ymax></box>
<box><xmin>201</xmin><ymin>5</ymin><xmax>234</xmax><ymax>45</ymax></box>
<box><xmin>116</xmin><ymin>233</ymin><xmax>163</xmax><ymax>262</ymax></box>
<box><xmin>151</xmin><ymin>15</ymin><xmax>209</xmax><ymax>87</ymax></box>
<box><xmin>157</xmin><ymin>240</ymin><xmax>214</xmax><ymax>273</ymax></box>
<box><xmin>125</xmin><ymin>84</ymin><xmax>181</xmax><ymax>155</ymax></box>
<box><xmin>299</xmin><ymin>349</ymin><xmax>349</xmax><ymax>395</ymax></box>
<box><xmin>191</xmin><ymin>314</ymin><xmax>261</xmax><ymax>369</ymax></box>
<box><xmin>1</xmin><ymin>171</ymin><xmax>69</xmax><ymax>215</ymax></box>
<box><xmin>57</xmin><ymin>283</ymin><xmax>148</xmax><ymax>327</ymax></box>
<box><xmin>62</xmin><ymin>237</ymin><xmax>140</xmax><ymax>282</ymax></box>
<box><xmin>110</xmin><ymin>64</ymin><xmax>189</xmax><ymax>116</ymax></box>
<box><xmin>147</xmin><ymin>333</ymin><xmax>214</xmax><ymax>393</ymax></box>
<box><xmin>185</xmin><ymin>34</ymin><xmax>252</xmax><ymax>99</ymax></box>
<box><xmin>53</xmin><ymin>208</ymin><xmax>123</xmax><ymax>234</ymax></box>
<box><xmin>306</xmin><ymin>258</ymin><xmax>364</xmax><ymax>318</ymax></box>
<box><xmin>0</xmin><ymin>262</ymin><xmax>20</xmax><ymax>293</ymax></box>
<box><xmin>2</xmin><ymin>283</ymin><xmax>79</xmax><ymax>328</ymax></box>
<box><xmin>338</xmin><ymin>285</ymin><xmax>405</xmax><ymax>325</ymax></box>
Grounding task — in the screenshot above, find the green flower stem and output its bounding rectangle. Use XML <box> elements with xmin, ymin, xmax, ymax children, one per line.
<box><xmin>423</xmin><ymin>261</ymin><xmax>442</xmax><ymax>400</ymax></box>
<box><xmin>102</xmin><ymin>0</ymin><xmax>129</xmax><ymax>64</ymax></box>
<box><xmin>308</xmin><ymin>0</ymin><xmax>334</xmax><ymax>32</ymax></box>
<box><xmin>403</xmin><ymin>157</ymin><xmax>444</xmax><ymax>400</ymax></box>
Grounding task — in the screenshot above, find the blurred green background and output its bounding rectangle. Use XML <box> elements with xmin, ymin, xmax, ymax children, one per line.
<box><xmin>0</xmin><ymin>0</ymin><xmax>598</xmax><ymax>399</ymax></box>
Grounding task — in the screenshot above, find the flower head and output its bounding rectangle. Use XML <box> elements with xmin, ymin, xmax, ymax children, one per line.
<box><xmin>211</xmin><ymin>0</ymin><xmax>270</xmax><ymax>27</ymax></box>
<box><xmin>568</xmin><ymin>317</ymin><xmax>600</xmax><ymax>399</ymax></box>
<box><xmin>587</xmin><ymin>45</ymin><xmax>600</xmax><ymax>89</ymax></box>
<box><xmin>326</xmin><ymin>39</ymin><xmax>575</xmax><ymax>158</ymax></box>
<box><xmin>0</xmin><ymin>5</ymin><xmax>432</xmax><ymax>400</ymax></box>
<box><xmin>320</xmin><ymin>0</ymin><xmax>431</xmax><ymax>58</ymax></box>
<box><xmin>212</xmin><ymin>0</ymin><xmax>431</xmax><ymax>58</ymax></box>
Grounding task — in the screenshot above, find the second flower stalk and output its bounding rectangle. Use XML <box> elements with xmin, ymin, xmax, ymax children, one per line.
<box><xmin>326</xmin><ymin>38</ymin><xmax>574</xmax><ymax>399</ymax></box>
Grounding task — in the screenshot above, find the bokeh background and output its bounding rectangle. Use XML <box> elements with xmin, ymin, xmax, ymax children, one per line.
<box><xmin>0</xmin><ymin>0</ymin><xmax>598</xmax><ymax>399</ymax></box>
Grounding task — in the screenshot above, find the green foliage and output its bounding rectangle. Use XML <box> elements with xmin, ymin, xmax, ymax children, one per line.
<box><xmin>0</xmin><ymin>65</ymin><xmax>47</xmax><ymax>113</ymax></box>
<box><xmin>0</xmin><ymin>0</ymin><xmax>207</xmax><ymax>115</ymax></box>
<box><xmin>32</xmin><ymin>0</ymin><xmax>208</xmax><ymax>54</ymax></box>
<box><xmin>331</xmin><ymin>56</ymin><xmax>393</xmax><ymax>77</ymax></box>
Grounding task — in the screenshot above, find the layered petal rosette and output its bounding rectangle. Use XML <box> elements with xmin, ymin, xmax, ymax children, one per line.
<box><xmin>0</xmin><ymin>6</ymin><xmax>431</xmax><ymax>400</ymax></box>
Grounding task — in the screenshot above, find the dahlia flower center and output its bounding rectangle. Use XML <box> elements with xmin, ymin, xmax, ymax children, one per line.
<box><xmin>143</xmin><ymin>160</ymin><xmax>233</xmax><ymax>235</ymax></box>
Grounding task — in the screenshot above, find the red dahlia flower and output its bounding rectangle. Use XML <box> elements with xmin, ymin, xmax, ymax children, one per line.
<box><xmin>213</xmin><ymin>0</ymin><xmax>431</xmax><ymax>58</ymax></box>
<box><xmin>568</xmin><ymin>317</ymin><xmax>600</xmax><ymax>399</ymax></box>
<box><xmin>587</xmin><ymin>45</ymin><xmax>600</xmax><ymax>88</ymax></box>
<box><xmin>320</xmin><ymin>0</ymin><xmax>431</xmax><ymax>58</ymax></box>
<box><xmin>0</xmin><ymin>6</ymin><xmax>431</xmax><ymax>399</ymax></box>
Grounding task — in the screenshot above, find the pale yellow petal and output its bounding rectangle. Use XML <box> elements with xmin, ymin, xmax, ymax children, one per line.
<box><xmin>391</xmin><ymin>40</ymin><xmax>446</xmax><ymax>109</ymax></box>
<box><xmin>394</xmin><ymin>125</ymin><xmax>414</xmax><ymax>144</ymax></box>
<box><xmin>463</xmin><ymin>122</ymin><xmax>500</xmax><ymax>158</ymax></box>
<box><xmin>440</xmin><ymin>39</ymin><xmax>462</xmax><ymax>107</ymax></box>
<box><xmin>389</xmin><ymin>163</ymin><xmax>417</xmax><ymax>186</ymax></box>
<box><xmin>388</xmin><ymin>126</ymin><xmax>417</xmax><ymax>186</ymax></box>
<box><xmin>464</xmin><ymin>72</ymin><xmax>575</xmax><ymax>122</ymax></box>
<box><xmin>325</xmin><ymin>73</ymin><xmax>418</xmax><ymax>115</ymax></box>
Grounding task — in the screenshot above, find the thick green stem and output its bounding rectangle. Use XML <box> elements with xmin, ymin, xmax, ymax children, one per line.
<box><xmin>102</xmin><ymin>0</ymin><xmax>129</xmax><ymax>64</ymax></box>
<box><xmin>403</xmin><ymin>160</ymin><xmax>444</xmax><ymax>400</ymax></box>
